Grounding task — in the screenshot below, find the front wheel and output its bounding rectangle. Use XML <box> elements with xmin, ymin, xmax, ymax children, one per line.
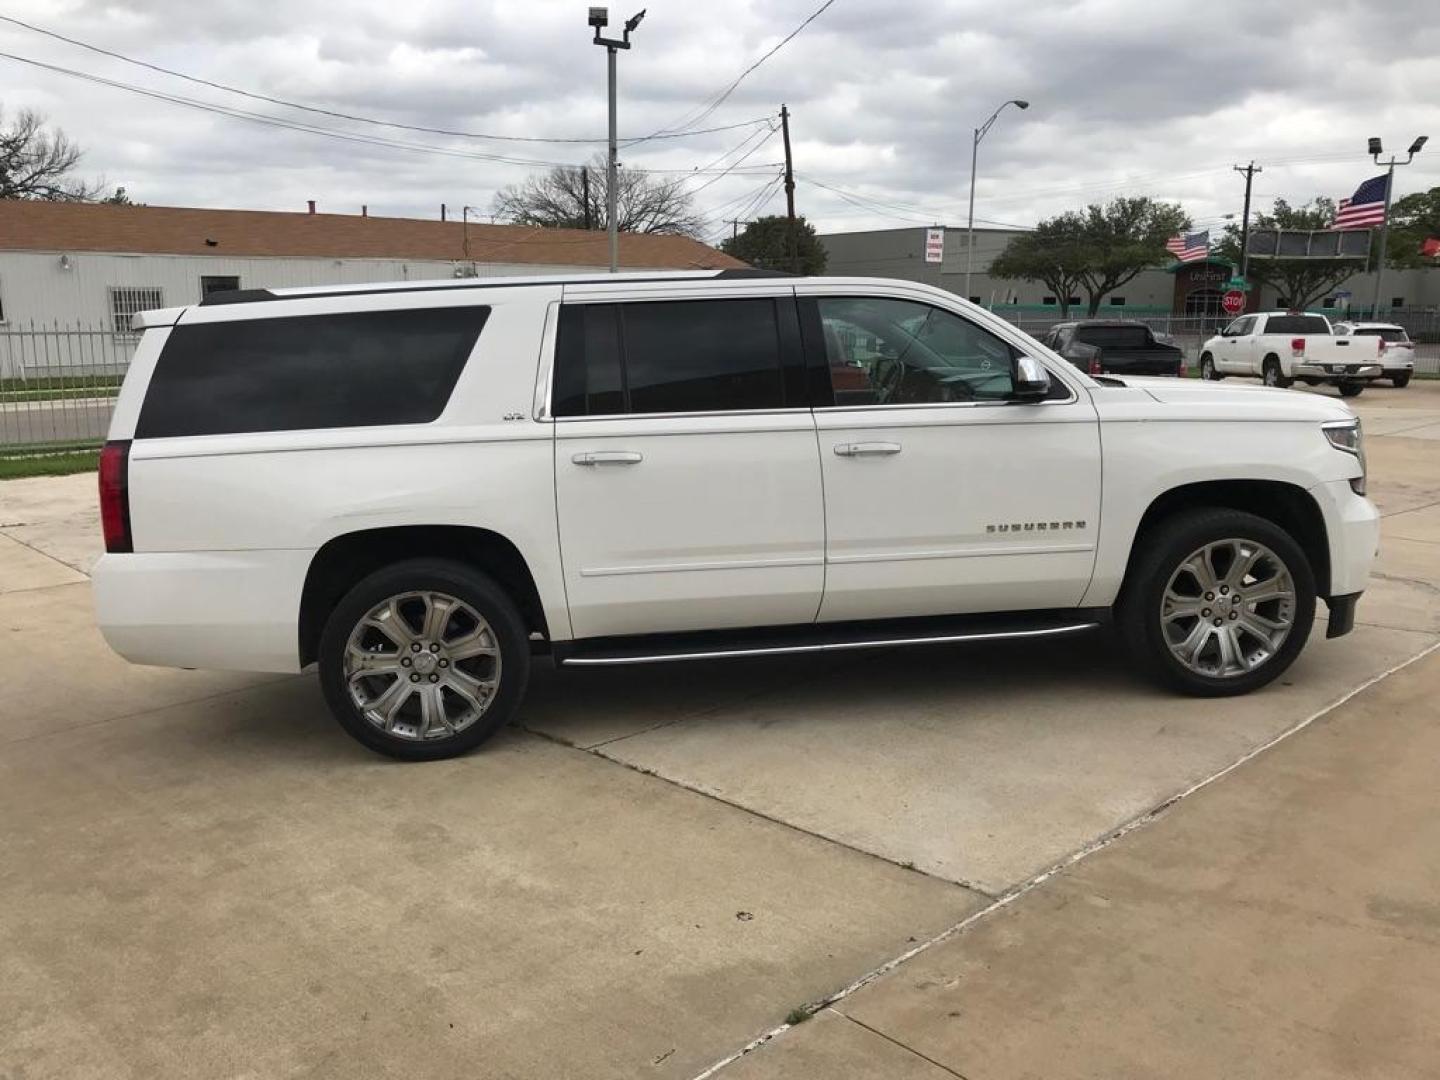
<box><xmin>319</xmin><ymin>559</ymin><xmax>531</xmax><ymax>760</ymax></box>
<box><xmin>1118</xmin><ymin>508</ymin><xmax>1315</xmax><ymax>696</ymax></box>
<box><xmin>1199</xmin><ymin>353</ymin><xmax>1220</xmax><ymax>380</ymax></box>
<box><xmin>1337</xmin><ymin>381</ymin><xmax>1365</xmax><ymax>398</ymax></box>
<box><xmin>1392</xmin><ymin>372</ymin><xmax>1411</xmax><ymax>389</ymax></box>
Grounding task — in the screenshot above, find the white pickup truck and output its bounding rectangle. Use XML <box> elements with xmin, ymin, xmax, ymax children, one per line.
<box><xmin>1199</xmin><ymin>312</ymin><xmax>1383</xmax><ymax>396</ymax></box>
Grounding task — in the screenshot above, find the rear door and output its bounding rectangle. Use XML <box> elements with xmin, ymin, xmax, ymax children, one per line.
<box><xmin>550</xmin><ymin>286</ymin><xmax>825</xmax><ymax>639</ymax></box>
<box><xmin>801</xmin><ymin>284</ymin><xmax>1102</xmax><ymax>623</ymax></box>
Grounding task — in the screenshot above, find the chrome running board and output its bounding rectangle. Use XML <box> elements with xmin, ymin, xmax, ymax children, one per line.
<box><xmin>555</xmin><ymin>612</ymin><xmax>1105</xmax><ymax>667</ymax></box>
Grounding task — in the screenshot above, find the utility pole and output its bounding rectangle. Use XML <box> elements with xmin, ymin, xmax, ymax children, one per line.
<box><xmin>780</xmin><ymin>104</ymin><xmax>798</xmax><ymax>273</ymax></box>
<box><xmin>726</xmin><ymin>218</ymin><xmax>745</xmax><ymax>240</ymax></box>
<box><xmin>582</xmin><ymin>166</ymin><xmax>593</xmax><ymax>230</ymax></box>
<box><xmin>1232</xmin><ymin>161</ymin><xmax>1262</xmax><ymax>283</ymax></box>
<box><xmin>590</xmin><ymin>7</ymin><xmax>646</xmax><ymax>272</ymax></box>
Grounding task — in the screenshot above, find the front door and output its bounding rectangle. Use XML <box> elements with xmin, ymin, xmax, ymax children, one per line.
<box><xmin>552</xmin><ymin>293</ymin><xmax>825</xmax><ymax>639</ymax></box>
<box><xmin>802</xmin><ymin>289</ymin><xmax>1102</xmax><ymax>623</ymax></box>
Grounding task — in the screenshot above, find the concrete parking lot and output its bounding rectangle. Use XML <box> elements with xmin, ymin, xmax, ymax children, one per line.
<box><xmin>3</xmin><ymin>381</ymin><xmax>1439</xmax><ymax>1078</ymax></box>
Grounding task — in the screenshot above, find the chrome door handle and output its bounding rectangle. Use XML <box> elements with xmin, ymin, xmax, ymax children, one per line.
<box><xmin>833</xmin><ymin>442</ymin><xmax>902</xmax><ymax>457</ymax></box>
<box><xmin>572</xmin><ymin>450</ymin><xmax>643</xmax><ymax>466</ymax></box>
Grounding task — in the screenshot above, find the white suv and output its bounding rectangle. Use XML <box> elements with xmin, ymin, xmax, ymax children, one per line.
<box><xmin>94</xmin><ymin>272</ymin><xmax>1379</xmax><ymax>759</ymax></box>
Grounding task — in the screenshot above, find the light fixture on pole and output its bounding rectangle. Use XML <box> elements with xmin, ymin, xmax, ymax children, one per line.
<box><xmin>1367</xmin><ymin>133</ymin><xmax>1426</xmax><ymax>317</ymax></box>
<box><xmin>965</xmin><ymin>99</ymin><xmax>1029</xmax><ymax>302</ymax></box>
<box><xmin>590</xmin><ymin>7</ymin><xmax>645</xmax><ymax>273</ymax></box>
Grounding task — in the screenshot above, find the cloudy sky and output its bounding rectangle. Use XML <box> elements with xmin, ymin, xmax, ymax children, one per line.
<box><xmin>3</xmin><ymin>0</ymin><xmax>1438</xmax><ymax>248</ymax></box>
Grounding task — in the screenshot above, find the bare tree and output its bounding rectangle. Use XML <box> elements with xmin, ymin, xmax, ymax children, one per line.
<box><xmin>0</xmin><ymin>107</ymin><xmax>102</xmax><ymax>201</ymax></box>
<box><xmin>492</xmin><ymin>153</ymin><xmax>704</xmax><ymax>237</ymax></box>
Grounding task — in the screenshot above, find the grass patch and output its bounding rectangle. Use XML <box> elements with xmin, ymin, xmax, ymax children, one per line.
<box><xmin>0</xmin><ymin>449</ymin><xmax>100</xmax><ymax>479</ymax></box>
<box><xmin>0</xmin><ymin>374</ymin><xmax>123</xmax><ymax>393</ymax></box>
<box><xmin>784</xmin><ymin>1005</ymin><xmax>815</xmax><ymax>1026</ymax></box>
<box><xmin>1</xmin><ymin>385</ymin><xmax>121</xmax><ymax>403</ymax></box>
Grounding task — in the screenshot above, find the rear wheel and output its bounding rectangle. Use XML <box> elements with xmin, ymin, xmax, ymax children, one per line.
<box><xmin>1262</xmin><ymin>357</ymin><xmax>1292</xmax><ymax>389</ymax></box>
<box><xmin>319</xmin><ymin>559</ymin><xmax>530</xmax><ymax>760</ymax></box>
<box><xmin>1392</xmin><ymin>372</ymin><xmax>1411</xmax><ymax>389</ymax></box>
<box><xmin>1199</xmin><ymin>353</ymin><xmax>1220</xmax><ymax>380</ymax></box>
<box><xmin>1338</xmin><ymin>381</ymin><xmax>1365</xmax><ymax>398</ymax></box>
<box><xmin>1118</xmin><ymin>508</ymin><xmax>1315</xmax><ymax>696</ymax></box>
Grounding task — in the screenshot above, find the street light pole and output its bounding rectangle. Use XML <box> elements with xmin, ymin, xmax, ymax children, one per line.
<box><xmin>1366</xmin><ymin>135</ymin><xmax>1425</xmax><ymax>318</ymax></box>
<box><xmin>590</xmin><ymin>7</ymin><xmax>645</xmax><ymax>273</ymax></box>
<box><xmin>965</xmin><ymin>99</ymin><xmax>1029</xmax><ymax>302</ymax></box>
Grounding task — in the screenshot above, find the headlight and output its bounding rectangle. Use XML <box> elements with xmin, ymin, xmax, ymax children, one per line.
<box><xmin>1323</xmin><ymin>419</ymin><xmax>1366</xmax><ymax>495</ymax></box>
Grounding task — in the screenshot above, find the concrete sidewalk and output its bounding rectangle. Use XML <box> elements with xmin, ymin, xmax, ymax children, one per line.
<box><xmin>722</xmin><ymin>646</ymin><xmax>1440</xmax><ymax>1080</ymax></box>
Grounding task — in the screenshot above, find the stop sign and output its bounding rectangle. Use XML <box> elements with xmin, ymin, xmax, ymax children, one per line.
<box><xmin>1221</xmin><ymin>289</ymin><xmax>1246</xmax><ymax>316</ymax></box>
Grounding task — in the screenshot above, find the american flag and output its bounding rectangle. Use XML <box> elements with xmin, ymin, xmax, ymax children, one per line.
<box><xmin>1332</xmin><ymin>174</ymin><xmax>1390</xmax><ymax>229</ymax></box>
<box><xmin>1165</xmin><ymin>230</ymin><xmax>1210</xmax><ymax>263</ymax></box>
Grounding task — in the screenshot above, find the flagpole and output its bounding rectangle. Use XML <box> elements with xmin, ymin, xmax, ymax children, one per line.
<box><xmin>1369</xmin><ymin>161</ymin><xmax>1396</xmax><ymax>320</ymax></box>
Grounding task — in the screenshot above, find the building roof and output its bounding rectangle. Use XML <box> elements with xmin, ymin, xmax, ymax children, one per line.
<box><xmin>0</xmin><ymin>200</ymin><xmax>745</xmax><ymax>270</ymax></box>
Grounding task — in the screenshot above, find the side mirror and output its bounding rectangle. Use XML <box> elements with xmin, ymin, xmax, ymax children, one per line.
<box><xmin>1010</xmin><ymin>355</ymin><xmax>1051</xmax><ymax>402</ymax></box>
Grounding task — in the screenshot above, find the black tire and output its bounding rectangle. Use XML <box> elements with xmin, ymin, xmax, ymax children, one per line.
<box><xmin>1262</xmin><ymin>356</ymin><xmax>1292</xmax><ymax>389</ymax></box>
<box><xmin>1118</xmin><ymin>508</ymin><xmax>1315</xmax><ymax>697</ymax></box>
<box><xmin>1199</xmin><ymin>353</ymin><xmax>1220</xmax><ymax>380</ymax></box>
<box><xmin>319</xmin><ymin>558</ymin><xmax>531</xmax><ymax>760</ymax></box>
<box><xmin>1337</xmin><ymin>381</ymin><xmax>1365</xmax><ymax>398</ymax></box>
<box><xmin>1299</xmin><ymin>377</ymin><xmax>1323</xmax><ymax>386</ymax></box>
<box><xmin>1392</xmin><ymin>372</ymin><xmax>1411</xmax><ymax>389</ymax></box>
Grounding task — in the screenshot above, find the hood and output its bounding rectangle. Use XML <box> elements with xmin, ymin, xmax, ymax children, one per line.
<box><xmin>1094</xmin><ymin>375</ymin><xmax>1357</xmax><ymax>423</ymax></box>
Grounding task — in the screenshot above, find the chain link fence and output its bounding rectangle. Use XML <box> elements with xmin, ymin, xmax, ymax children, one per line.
<box><xmin>1</xmin><ymin>323</ymin><xmax>133</xmax><ymax>451</ymax></box>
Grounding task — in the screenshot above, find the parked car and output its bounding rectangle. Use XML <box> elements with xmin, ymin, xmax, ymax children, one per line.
<box><xmin>1038</xmin><ymin>320</ymin><xmax>1186</xmax><ymax>377</ymax></box>
<box><xmin>1332</xmin><ymin>322</ymin><xmax>1416</xmax><ymax>387</ymax></box>
<box><xmin>94</xmin><ymin>273</ymin><xmax>1378</xmax><ymax>760</ymax></box>
<box><xmin>1199</xmin><ymin>312</ymin><xmax>1382</xmax><ymax>396</ymax></box>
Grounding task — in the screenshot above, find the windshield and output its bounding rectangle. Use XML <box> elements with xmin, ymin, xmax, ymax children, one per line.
<box><xmin>1266</xmin><ymin>315</ymin><xmax>1331</xmax><ymax>335</ymax></box>
<box><xmin>1074</xmin><ymin>326</ymin><xmax>1150</xmax><ymax>349</ymax></box>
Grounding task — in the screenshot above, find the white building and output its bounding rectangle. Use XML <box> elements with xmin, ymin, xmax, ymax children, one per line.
<box><xmin>0</xmin><ymin>201</ymin><xmax>741</xmax><ymax>375</ymax></box>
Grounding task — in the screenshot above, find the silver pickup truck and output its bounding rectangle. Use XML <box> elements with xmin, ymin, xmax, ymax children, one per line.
<box><xmin>1198</xmin><ymin>312</ymin><xmax>1382</xmax><ymax>396</ymax></box>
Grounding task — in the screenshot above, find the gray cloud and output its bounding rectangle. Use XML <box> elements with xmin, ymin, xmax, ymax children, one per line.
<box><xmin>3</xmin><ymin>0</ymin><xmax>1435</xmax><ymax>247</ymax></box>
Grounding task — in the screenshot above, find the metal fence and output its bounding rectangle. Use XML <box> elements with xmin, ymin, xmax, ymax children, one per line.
<box><xmin>995</xmin><ymin>311</ymin><xmax>1440</xmax><ymax>374</ymax></box>
<box><xmin>1</xmin><ymin>323</ymin><xmax>134</xmax><ymax>450</ymax></box>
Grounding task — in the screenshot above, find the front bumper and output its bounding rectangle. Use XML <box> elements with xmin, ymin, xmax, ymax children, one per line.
<box><xmin>1293</xmin><ymin>362</ymin><xmax>1382</xmax><ymax>380</ymax></box>
<box><xmin>1308</xmin><ymin>478</ymin><xmax>1380</xmax><ymax>600</ymax></box>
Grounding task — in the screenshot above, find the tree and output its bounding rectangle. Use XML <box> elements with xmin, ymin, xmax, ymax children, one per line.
<box><xmin>0</xmin><ymin>107</ymin><xmax>101</xmax><ymax>201</ymax></box>
<box><xmin>1072</xmin><ymin>197</ymin><xmax>1189</xmax><ymax>315</ymax></box>
<box><xmin>1385</xmin><ymin>186</ymin><xmax>1440</xmax><ymax>269</ymax></box>
<box><xmin>720</xmin><ymin>215</ymin><xmax>827</xmax><ymax>273</ymax></box>
<box><xmin>989</xmin><ymin>212</ymin><xmax>1090</xmax><ymax>317</ymax></box>
<box><xmin>1214</xmin><ymin>198</ymin><xmax>1368</xmax><ymax>310</ymax></box>
<box><xmin>100</xmin><ymin>186</ymin><xmax>139</xmax><ymax>206</ymax></box>
<box><xmin>492</xmin><ymin>153</ymin><xmax>703</xmax><ymax>237</ymax></box>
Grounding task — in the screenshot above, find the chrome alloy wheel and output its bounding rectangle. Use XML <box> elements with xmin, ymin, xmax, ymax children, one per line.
<box><xmin>343</xmin><ymin>590</ymin><xmax>501</xmax><ymax>741</ymax></box>
<box><xmin>1160</xmin><ymin>538</ymin><xmax>1296</xmax><ymax>679</ymax></box>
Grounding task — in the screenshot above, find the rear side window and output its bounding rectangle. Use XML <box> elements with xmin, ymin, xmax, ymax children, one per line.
<box><xmin>553</xmin><ymin>298</ymin><xmax>795</xmax><ymax>417</ymax></box>
<box><xmin>1265</xmin><ymin>315</ymin><xmax>1330</xmax><ymax>335</ymax></box>
<box><xmin>136</xmin><ymin>307</ymin><xmax>488</xmax><ymax>438</ymax></box>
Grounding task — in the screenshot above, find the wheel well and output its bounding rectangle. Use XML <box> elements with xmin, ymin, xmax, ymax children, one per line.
<box><xmin>1129</xmin><ymin>480</ymin><xmax>1331</xmax><ymax>596</ymax></box>
<box><xmin>298</xmin><ymin>526</ymin><xmax>549</xmax><ymax>667</ymax></box>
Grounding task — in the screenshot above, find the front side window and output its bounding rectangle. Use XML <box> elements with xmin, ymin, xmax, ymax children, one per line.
<box><xmin>1222</xmin><ymin>317</ymin><xmax>1252</xmax><ymax>336</ymax></box>
<box><xmin>553</xmin><ymin>298</ymin><xmax>790</xmax><ymax>417</ymax></box>
<box><xmin>136</xmin><ymin>306</ymin><xmax>488</xmax><ymax>438</ymax></box>
<box><xmin>817</xmin><ymin>297</ymin><xmax>1019</xmax><ymax>405</ymax></box>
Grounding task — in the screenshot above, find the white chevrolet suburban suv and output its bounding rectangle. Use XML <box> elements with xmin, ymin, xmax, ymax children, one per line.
<box><xmin>94</xmin><ymin>271</ymin><xmax>1379</xmax><ymax>760</ymax></box>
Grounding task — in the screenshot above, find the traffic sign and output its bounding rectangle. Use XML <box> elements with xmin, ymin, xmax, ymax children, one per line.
<box><xmin>1221</xmin><ymin>289</ymin><xmax>1246</xmax><ymax>316</ymax></box>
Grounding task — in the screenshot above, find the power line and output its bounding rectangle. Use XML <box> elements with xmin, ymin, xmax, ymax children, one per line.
<box><xmin>0</xmin><ymin>13</ymin><xmax>771</xmax><ymax>146</ymax></box>
<box><xmin>632</xmin><ymin>0</ymin><xmax>839</xmax><ymax>144</ymax></box>
<box><xmin>686</xmin><ymin>127</ymin><xmax>780</xmax><ymax>195</ymax></box>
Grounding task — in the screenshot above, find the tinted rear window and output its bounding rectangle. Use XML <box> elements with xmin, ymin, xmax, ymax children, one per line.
<box><xmin>1265</xmin><ymin>315</ymin><xmax>1330</xmax><ymax>335</ymax></box>
<box><xmin>553</xmin><ymin>298</ymin><xmax>789</xmax><ymax>417</ymax></box>
<box><xmin>137</xmin><ymin>307</ymin><xmax>488</xmax><ymax>438</ymax></box>
<box><xmin>1074</xmin><ymin>326</ymin><xmax>1150</xmax><ymax>348</ymax></box>
<box><xmin>1352</xmin><ymin>327</ymin><xmax>1408</xmax><ymax>342</ymax></box>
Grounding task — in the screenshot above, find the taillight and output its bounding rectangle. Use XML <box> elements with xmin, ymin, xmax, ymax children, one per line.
<box><xmin>1377</xmin><ymin>339</ymin><xmax>1388</xmax><ymax>354</ymax></box>
<box><xmin>1088</xmin><ymin>356</ymin><xmax>1102</xmax><ymax>375</ymax></box>
<box><xmin>98</xmin><ymin>440</ymin><xmax>132</xmax><ymax>554</ymax></box>
<box><xmin>1291</xmin><ymin>337</ymin><xmax>1306</xmax><ymax>355</ymax></box>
